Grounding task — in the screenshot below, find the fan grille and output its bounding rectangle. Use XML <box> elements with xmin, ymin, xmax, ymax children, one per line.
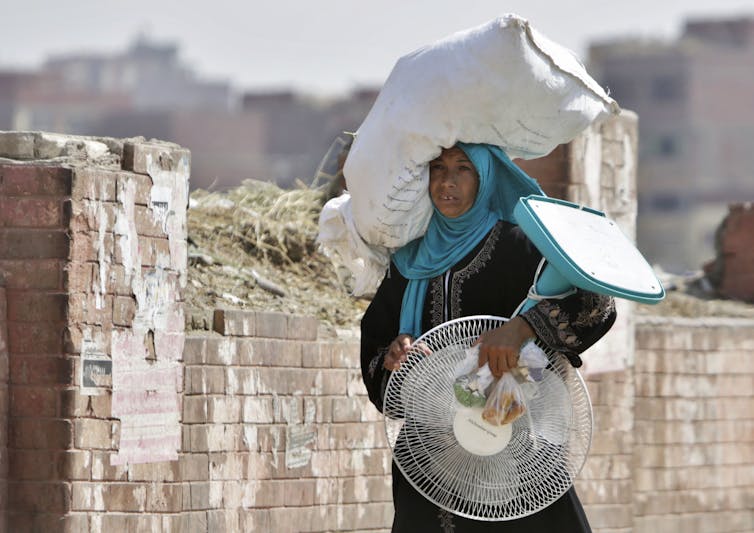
<box><xmin>384</xmin><ymin>316</ymin><xmax>593</xmax><ymax>521</ymax></box>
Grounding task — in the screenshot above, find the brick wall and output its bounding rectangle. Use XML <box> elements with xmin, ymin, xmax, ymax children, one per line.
<box><xmin>1</xmin><ymin>119</ymin><xmax>750</xmax><ymax>532</ymax></box>
<box><xmin>634</xmin><ymin>316</ymin><xmax>754</xmax><ymax>533</ymax></box>
<box><xmin>0</xmin><ymin>161</ymin><xmax>75</xmax><ymax>530</ymax></box>
<box><xmin>0</xmin><ymin>131</ymin><xmax>189</xmax><ymax>531</ymax></box>
<box><xmin>179</xmin><ymin>310</ymin><xmax>392</xmax><ymax>532</ymax></box>
<box><xmin>706</xmin><ymin>203</ymin><xmax>754</xmax><ymax>303</ymax></box>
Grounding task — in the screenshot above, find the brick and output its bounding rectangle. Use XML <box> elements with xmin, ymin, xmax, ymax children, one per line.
<box><xmin>7</xmin><ymin>320</ymin><xmax>65</xmax><ymax>354</ymax></box>
<box><xmin>287</xmin><ymin>314</ymin><xmax>319</xmax><ymax>340</ymax></box>
<box><xmin>0</xmin><ymin>229</ymin><xmax>69</xmax><ymax>259</ymax></box>
<box><xmin>59</xmin><ymin>388</ymin><xmax>111</xmax><ymax>418</ymax></box>
<box><xmin>69</xmin><ymin>230</ymin><xmax>114</xmax><ymax>263</ymax></box>
<box><xmin>122</xmin><ymin>141</ymin><xmax>190</xmax><ymax>176</ymax></box>
<box><xmin>0</xmin><ymin>197</ymin><xmax>63</xmax><ymax>227</ymax></box>
<box><xmin>6</xmin><ymin>290</ymin><xmax>67</xmax><ymax>322</ymax></box>
<box><xmin>329</xmin><ymin>340</ymin><xmax>360</xmax><ymax>368</ymax></box>
<box><xmin>301</xmin><ymin>341</ymin><xmax>329</xmax><ymax>367</ymax></box>
<box><xmin>205</xmin><ymin>337</ymin><xmax>237</xmax><ymax>365</ymax></box>
<box><xmin>68</xmin><ymin>293</ymin><xmax>113</xmax><ymax>325</ymax></box>
<box><xmin>339</xmin><ymin>476</ymin><xmax>393</xmax><ymax>504</ymax></box>
<box><xmin>242</xmin><ymin>397</ymin><xmax>275</xmax><ymax>424</ymax></box>
<box><xmin>9</xmin><ymin>355</ymin><xmax>72</xmax><ymax>385</ymax></box>
<box><xmin>180</xmin><ymin>453</ymin><xmax>209</xmax><ymax>481</ymax></box>
<box><xmin>245</xmin><ymin>338</ymin><xmax>302</xmax><ymax>367</ymax></box>
<box><xmin>134</xmin><ymin>205</ymin><xmax>165</xmax><ymax>237</ymax></box>
<box><xmin>68</xmin><ymin>201</ymin><xmax>119</xmax><ymax>234</ymax></box>
<box><xmin>254</xmin><ymin>311</ymin><xmax>288</xmax><ymax>338</ymax></box>
<box><xmin>185</xmin><ymin>366</ymin><xmax>225</xmax><ymax>394</ymax></box>
<box><xmin>106</xmin><ymin>264</ymin><xmax>132</xmax><ymax>295</ymax></box>
<box><xmin>71</xmin><ymin>167</ymin><xmax>118</xmax><ymax>202</ymax></box>
<box><xmin>183</xmin><ymin>335</ymin><xmax>207</xmax><ymax>364</ymax></box>
<box><xmin>585</xmin><ymin>504</ymin><xmax>632</xmax><ymax>531</ymax></box>
<box><xmin>10</xmin><ymin>386</ymin><xmax>57</xmax><ymax>417</ymax></box>
<box><xmin>183</xmin><ymin>395</ymin><xmax>208</xmax><ymax>423</ymax></box>
<box><xmin>74</xmin><ymin>418</ymin><xmax>115</xmax><ymax>449</ymax></box>
<box><xmin>57</xmin><ymin>449</ymin><xmax>91</xmax><ymax>480</ymax></box>
<box><xmin>8</xmin><ymin>449</ymin><xmax>58</xmax><ymax>480</ymax></box>
<box><xmin>209</xmin><ymin>452</ymin><xmax>247</xmax><ymax>481</ymax></box>
<box><xmin>207</xmin><ymin>396</ymin><xmax>242</xmax><ymax>423</ymax></box>
<box><xmin>140</xmin><ymin>236</ymin><xmax>172</xmax><ymax>267</ymax></box>
<box><xmin>8</xmin><ymin>481</ymin><xmax>70</xmax><ymax>513</ymax></box>
<box><xmin>0</xmin><ymin>164</ymin><xmax>72</xmax><ymax>196</ymax></box>
<box><xmin>112</xmin><ymin>295</ymin><xmax>136</xmax><ymax>326</ymax></box>
<box><xmin>189</xmin><ymin>481</ymin><xmax>210</xmax><ymax>510</ymax></box>
<box><xmin>213</xmin><ymin>308</ymin><xmax>255</xmax><ymax>336</ymax></box>
<box><xmin>63</xmin><ymin>261</ymin><xmax>94</xmax><ymax>293</ymax></box>
<box><xmin>128</xmin><ymin>460</ymin><xmax>180</xmax><ymax>482</ymax></box>
<box><xmin>90</xmin><ymin>450</ymin><xmax>128</xmax><ymax>481</ymax></box>
<box><xmin>179</xmin><ymin>511</ymin><xmax>209</xmax><ymax>532</ymax></box>
<box><xmin>208</xmin><ymin>510</ymin><xmax>240</xmax><ymax>532</ymax></box>
<box><xmin>117</xmin><ymin>172</ymin><xmax>153</xmax><ymax>205</ymax></box>
<box><xmin>10</xmin><ymin>418</ymin><xmax>72</xmax><ymax>449</ymax></box>
<box><xmin>146</xmin><ymin>482</ymin><xmax>182</xmax><ymax>512</ymax></box>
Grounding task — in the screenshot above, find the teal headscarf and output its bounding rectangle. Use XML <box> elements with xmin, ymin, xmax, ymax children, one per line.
<box><xmin>391</xmin><ymin>143</ymin><xmax>544</xmax><ymax>338</ymax></box>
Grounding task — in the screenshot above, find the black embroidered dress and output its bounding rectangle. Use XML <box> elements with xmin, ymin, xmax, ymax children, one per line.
<box><xmin>360</xmin><ymin>220</ymin><xmax>616</xmax><ymax>533</ymax></box>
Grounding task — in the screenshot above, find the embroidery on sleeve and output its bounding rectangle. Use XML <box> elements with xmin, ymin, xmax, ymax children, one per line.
<box><xmin>573</xmin><ymin>293</ymin><xmax>616</xmax><ymax>327</ymax></box>
<box><xmin>523</xmin><ymin>300</ymin><xmax>582</xmax><ymax>351</ymax></box>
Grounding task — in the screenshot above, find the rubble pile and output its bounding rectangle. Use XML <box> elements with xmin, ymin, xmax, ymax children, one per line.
<box><xmin>184</xmin><ymin>180</ymin><xmax>754</xmax><ymax>332</ymax></box>
<box><xmin>185</xmin><ymin>180</ymin><xmax>368</xmax><ymax>332</ymax></box>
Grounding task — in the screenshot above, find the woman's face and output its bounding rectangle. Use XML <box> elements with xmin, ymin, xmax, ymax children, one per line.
<box><xmin>429</xmin><ymin>147</ymin><xmax>480</xmax><ymax>218</ymax></box>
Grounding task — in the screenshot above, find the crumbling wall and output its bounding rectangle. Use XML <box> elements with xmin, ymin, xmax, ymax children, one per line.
<box><xmin>0</xmin><ymin>131</ymin><xmax>189</xmax><ymax>530</ymax></box>
<box><xmin>634</xmin><ymin>316</ymin><xmax>754</xmax><ymax>532</ymax></box>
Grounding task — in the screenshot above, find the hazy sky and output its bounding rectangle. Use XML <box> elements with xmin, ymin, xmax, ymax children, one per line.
<box><xmin>2</xmin><ymin>0</ymin><xmax>753</xmax><ymax>95</ymax></box>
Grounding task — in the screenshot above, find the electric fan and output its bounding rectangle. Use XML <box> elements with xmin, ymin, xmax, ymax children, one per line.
<box><xmin>383</xmin><ymin>196</ymin><xmax>664</xmax><ymax>520</ymax></box>
<box><xmin>383</xmin><ymin>315</ymin><xmax>592</xmax><ymax>521</ymax></box>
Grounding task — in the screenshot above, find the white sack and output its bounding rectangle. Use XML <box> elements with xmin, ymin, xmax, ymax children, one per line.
<box><xmin>318</xmin><ymin>13</ymin><xmax>619</xmax><ymax>295</ymax></box>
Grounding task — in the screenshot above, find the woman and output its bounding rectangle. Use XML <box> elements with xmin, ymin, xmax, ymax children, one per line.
<box><xmin>360</xmin><ymin>143</ymin><xmax>616</xmax><ymax>532</ymax></box>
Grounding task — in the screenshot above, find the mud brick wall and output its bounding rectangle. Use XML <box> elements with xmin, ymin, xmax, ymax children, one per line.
<box><xmin>633</xmin><ymin>317</ymin><xmax>754</xmax><ymax>533</ymax></box>
<box><xmin>0</xmin><ymin>131</ymin><xmax>189</xmax><ymax>531</ymax></box>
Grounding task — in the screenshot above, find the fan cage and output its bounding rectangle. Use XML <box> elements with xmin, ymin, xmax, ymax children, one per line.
<box><xmin>384</xmin><ymin>315</ymin><xmax>593</xmax><ymax>521</ymax></box>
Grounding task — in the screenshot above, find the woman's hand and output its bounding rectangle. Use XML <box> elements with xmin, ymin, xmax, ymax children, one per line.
<box><xmin>473</xmin><ymin>316</ymin><xmax>535</xmax><ymax>378</ymax></box>
<box><xmin>383</xmin><ymin>334</ymin><xmax>414</xmax><ymax>371</ymax></box>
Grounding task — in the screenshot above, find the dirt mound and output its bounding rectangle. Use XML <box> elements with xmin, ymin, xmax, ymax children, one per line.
<box><xmin>185</xmin><ymin>180</ymin><xmax>368</xmax><ymax>333</ymax></box>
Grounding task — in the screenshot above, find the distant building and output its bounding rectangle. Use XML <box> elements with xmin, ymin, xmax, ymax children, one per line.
<box><xmin>588</xmin><ymin>16</ymin><xmax>754</xmax><ymax>272</ymax></box>
<box><xmin>0</xmin><ymin>36</ymin><xmax>378</xmax><ymax>190</ymax></box>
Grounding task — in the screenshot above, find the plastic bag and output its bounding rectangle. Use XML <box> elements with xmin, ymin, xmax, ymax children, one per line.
<box><xmin>481</xmin><ymin>340</ymin><xmax>549</xmax><ymax>426</ymax></box>
<box><xmin>453</xmin><ymin>346</ymin><xmax>495</xmax><ymax>408</ymax></box>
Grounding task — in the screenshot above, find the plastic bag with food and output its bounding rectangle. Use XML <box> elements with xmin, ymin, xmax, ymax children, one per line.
<box><xmin>453</xmin><ymin>346</ymin><xmax>495</xmax><ymax>407</ymax></box>
<box><xmin>481</xmin><ymin>340</ymin><xmax>549</xmax><ymax>426</ymax></box>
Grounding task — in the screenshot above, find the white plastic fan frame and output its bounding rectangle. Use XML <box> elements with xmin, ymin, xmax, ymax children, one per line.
<box><xmin>383</xmin><ymin>315</ymin><xmax>593</xmax><ymax>521</ymax></box>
